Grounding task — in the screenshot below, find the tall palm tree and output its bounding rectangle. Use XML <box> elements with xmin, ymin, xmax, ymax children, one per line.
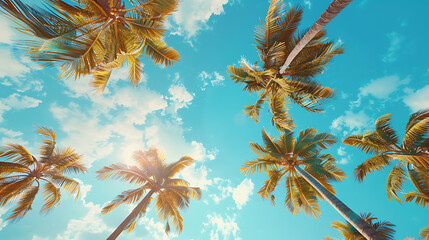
<box><xmin>280</xmin><ymin>0</ymin><xmax>353</xmax><ymax>73</ymax></box>
<box><xmin>228</xmin><ymin>0</ymin><xmax>343</xmax><ymax>131</ymax></box>
<box><xmin>96</xmin><ymin>148</ymin><xmax>202</xmax><ymax>240</ymax></box>
<box><xmin>0</xmin><ymin>0</ymin><xmax>180</xmax><ymax>93</ymax></box>
<box><xmin>0</xmin><ymin>126</ymin><xmax>87</xmax><ymax>221</ymax></box>
<box><xmin>242</xmin><ymin>128</ymin><xmax>384</xmax><ymax>239</ymax></box>
<box><xmin>343</xmin><ymin>109</ymin><xmax>429</xmax><ymax>207</ymax></box>
<box><xmin>325</xmin><ymin>213</ymin><xmax>396</xmax><ymax>240</ymax></box>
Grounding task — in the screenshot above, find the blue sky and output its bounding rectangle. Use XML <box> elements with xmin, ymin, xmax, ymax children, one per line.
<box><xmin>0</xmin><ymin>0</ymin><xmax>428</xmax><ymax>239</ymax></box>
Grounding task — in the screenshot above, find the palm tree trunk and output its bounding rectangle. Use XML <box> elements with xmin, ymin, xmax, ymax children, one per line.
<box><xmin>294</xmin><ymin>166</ymin><xmax>385</xmax><ymax>240</ymax></box>
<box><xmin>279</xmin><ymin>0</ymin><xmax>353</xmax><ymax>74</ymax></box>
<box><xmin>107</xmin><ymin>189</ymin><xmax>155</xmax><ymax>240</ymax></box>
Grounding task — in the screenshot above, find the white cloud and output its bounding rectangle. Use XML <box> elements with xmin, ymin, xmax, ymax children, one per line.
<box><xmin>50</xmin><ymin>102</ymin><xmax>115</xmax><ymax>166</ymax></box>
<box><xmin>170</xmin><ymin>0</ymin><xmax>230</xmax><ymax>39</ymax></box>
<box><xmin>56</xmin><ymin>202</ymin><xmax>112</xmax><ymax>240</ymax></box>
<box><xmin>0</xmin><ymin>128</ymin><xmax>28</xmax><ymax>146</ymax></box>
<box><xmin>0</xmin><ymin>17</ymin><xmax>13</xmax><ymax>44</ymax></box>
<box><xmin>209</xmin><ymin>178</ymin><xmax>233</xmax><ymax>204</ymax></box>
<box><xmin>168</xmin><ymin>83</ymin><xmax>194</xmax><ymax>112</ymax></box>
<box><xmin>144</xmin><ymin>120</ymin><xmax>216</xmax><ymax>189</ymax></box>
<box><xmin>137</xmin><ymin>216</ymin><xmax>178</xmax><ymax>240</ymax></box>
<box><xmin>403</xmin><ymin>84</ymin><xmax>429</xmax><ymax>112</ymax></box>
<box><xmin>208</xmin><ymin>178</ymin><xmax>253</xmax><ymax>209</ymax></box>
<box><xmin>331</xmin><ymin>110</ymin><xmax>371</xmax><ymax>136</ymax></box>
<box><xmin>2</xmin><ymin>93</ymin><xmax>42</xmax><ymax>109</ymax></box>
<box><xmin>0</xmin><ymin>46</ymin><xmax>30</xmax><ymax>80</ymax></box>
<box><xmin>336</xmin><ymin>147</ymin><xmax>350</xmax><ymax>165</ymax></box>
<box><xmin>304</xmin><ymin>0</ymin><xmax>311</xmax><ymax>9</ymax></box>
<box><xmin>57</xmin><ymin>180</ymin><xmax>112</xmax><ymax>240</ymax></box>
<box><xmin>203</xmin><ymin>213</ymin><xmax>241</xmax><ymax>240</ymax></box>
<box><xmin>199</xmin><ymin>71</ymin><xmax>225</xmax><ymax>91</ymax></box>
<box><xmin>0</xmin><ymin>128</ymin><xmax>23</xmax><ymax>138</ymax></box>
<box><xmin>32</xmin><ymin>236</ymin><xmax>49</xmax><ymax>240</ymax></box>
<box><xmin>232</xmin><ymin>178</ymin><xmax>254</xmax><ymax>209</ymax></box>
<box><xmin>144</xmin><ymin>121</ymin><xmax>214</xmax><ymax>162</ymax></box>
<box><xmin>0</xmin><ymin>93</ymin><xmax>42</xmax><ymax>122</ymax></box>
<box><xmin>358</xmin><ymin>75</ymin><xmax>409</xmax><ymax>99</ymax></box>
<box><xmin>51</xmin><ymin>83</ymin><xmax>169</xmax><ymax>166</ymax></box>
<box><xmin>0</xmin><ymin>207</ymin><xmax>9</xmax><ymax>231</ymax></box>
<box><xmin>383</xmin><ymin>32</ymin><xmax>403</xmax><ymax>63</ymax></box>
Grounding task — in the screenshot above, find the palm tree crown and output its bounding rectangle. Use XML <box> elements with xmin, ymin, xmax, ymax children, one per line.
<box><xmin>0</xmin><ymin>126</ymin><xmax>87</xmax><ymax>221</ymax></box>
<box><xmin>228</xmin><ymin>0</ymin><xmax>343</xmax><ymax>131</ymax></box>
<box><xmin>241</xmin><ymin>128</ymin><xmax>346</xmax><ymax>218</ymax></box>
<box><xmin>325</xmin><ymin>213</ymin><xmax>396</xmax><ymax>240</ymax></box>
<box><xmin>96</xmin><ymin>148</ymin><xmax>202</xmax><ymax>239</ymax></box>
<box><xmin>343</xmin><ymin>109</ymin><xmax>429</xmax><ymax>207</ymax></box>
<box><xmin>0</xmin><ymin>0</ymin><xmax>180</xmax><ymax>93</ymax></box>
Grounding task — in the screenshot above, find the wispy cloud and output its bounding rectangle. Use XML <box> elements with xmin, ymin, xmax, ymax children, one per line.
<box><xmin>169</xmin><ymin>0</ymin><xmax>231</xmax><ymax>40</ymax></box>
<box><xmin>232</xmin><ymin>178</ymin><xmax>254</xmax><ymax>209</ymax></box>
<box><xmin>304</xmin><ymin>0</ymin><xmax>311</xmax><ymax>9</ymax></box>
<box><xmin>0</xmin><ymin>93</ymin><xmax>42</xmax><ymax>122</ymax></box>
<box><xmin>351</xmin><ymin>75</ymin><xmax>409</xmax><ymax>108</ymax></box>
<box><xmin>199</xmin><ymin>71</ymin><xmax>225</xmax><ymax>91</ymax></box>
<box><xmin>383</xmin><ymin>32</ymin><xmax>403</xmax><ymax>63</ymax></box>
<box><xmin>203</xmin><ymin>213</ymin><xmax>241</xmax><ymax>240</ymax></box>
<box><xmin>331</xmin><ymin>110</ymin><xmax>371</xmax><ymax>136</ymax></box>
<box><xmin>403</xmin><ymin>84</ymin><xmax>429</xmax><ymax>111</ymax></box>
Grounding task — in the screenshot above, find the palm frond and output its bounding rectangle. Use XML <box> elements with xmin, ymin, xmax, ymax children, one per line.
<box><xmin>126</xmin><ymin>54</ymin><xmax>143</xmax><ymax>87</ymax></box>
<box><xmin>254</xmin><ymin>0</ymin><xmax>284</xmax><ymax>69</ymax></box>
<box><xmin>102</xmin><ymin>187</ymin><xmax>147</xmax><ymax>215</ymax></box>
<box><xmin>240</xmin><ymin>158</ymin><xmax>278</xmax><ymax>175</ymax></box>
<box><xmin>420</xmin><ymin>226</ymin><xmax>429</xmax><ymax>240</ymax></box>
<box><xmin>144</xmin><ymin>38</ymin><xmax>179</xmax><ymax>67</ymax></box>
<box><xmin>134</xmin><ymin>0</ymin><xmax>179</xmax><ymax>17</ymax></box>
<box><xmin>6</xmin><ymin>186</ymin><xmax>39</xmax><ymax>221</ymax></box>
<box><xmin>91</xmin><ymin>54</ymin><xmax>127</xmax><ymax>93</ymax></box>
<box><xmin>0</xmin><ymin>144</ymin><xmax>35</xmax><ymax>166</ymax></box>
<box><xmin>343</xmin><ymin>134</ymin><xmax>390</xmax><ymax>155</ymax></box>
<box><xmin>285</xmin><ymin>176</ymin><xmax>300</xmax><ymax>215</ymax></box>
<box><xmin>295</xmin><ymin>129</ymin><xmax>336</xmax><ymax>158</ymax></box>
<box><xmin>49</xmin><ymin>175</ymin><xmax>80</xmax><ymax>198</ymax></box>
<box><xmin>35</xmin><ymin>126</ymin><xmax>57</xmax><ymax>162</ymax></box>
<box><xmin>386</xmin><ymin>165</ymin><xmax>406</xmax><ymax>203</ymax></box>
<box><xmin>270</xmin><ymin>92</ymin><xmax>294</xmax><ymax>130</ymax></box>
<box><xmin>41</xmin><ymin>181</ymin><xmax>61</xmax><ymax>213</ymax></box>
<box><xmin>0</xmin><ymin>177</ymin><xmax>34</xmax><ymax>205</ymax></box>
<box><xmin>155</xmin><ymin>191</ymin><xmax>184</xmax><ymax>233</ymax></box>
<box><xmin>277</xmin><ymin>6</ymin><xmax>302</xmax><ymax>43</ymax></box>
<box><xmin>374</xmin><ymin>114</ymin><xmax>398</xmax><ymax>145</ymax></box>
<box><xmin>96</xmin><ymin>163</ymin><xmax>149</xmax><ymax>184</ymax></box>
<box><xmin>244</xmin><ymin>92</ymin><xmax>269</xmax><ymax>123</ymax></box>
<box><xmin>0</xmin><ymin>162</ymin><xmax>29</xmax><ymax>176</ymax></box>
<box><xmin>258</xmin><ymin>169</ymin><xmax>283</xmax><ymax>201</ymax></box>
<box><xmin>404</xmin><ymin>192</ymin><xmax>429</xmax><ymax>208</ymax></box>
<box><xmin>165</xmin><ymin>156</ymin><xmax>194</xmax><ymax>178</ymax></box>
<box><xmin>294</xmin><ymin>176</ymin><xmax>320</xmax><ymax>218</ymax></box>
<box><xmin>354</xmin><ymin>155</ymin><xmax>391</xmax><ymax>182</ymax></box>
<box><xmin>396</xmin><ymin>153</ymin><xmax>429</xmax><ymax>169</ymax></box>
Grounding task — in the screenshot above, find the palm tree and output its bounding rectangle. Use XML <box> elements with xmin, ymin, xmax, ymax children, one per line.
<box><xmin>280</xmin><ymin>0</ymin><xmax>354</xmax><ymax>73</ymax></box>
<box><xmin>242</xmin><ymin>128</ymin><xmax>385</xmax><ymax>239</ymax></box>
<box><xmin>325</xmin><ymin>213</ymin><xmax>396</xmax><ymax>240</ymax></box>
<box><xmin>96</xmin><ymin>148</ymin><xmax>202</xmax><ymax>240</ymax></box>
<box><xmin>228</xmin><ymin>0</ymin><xmax>343</xmax><ymax>131</ymax></box>
<box><xmin>0</xmin><ymin>126</ymin><xmax>87</xmax><ymax>221</ymax></box>
<box><xmin>343</xmin><ymin>109</ymin><xmax>429</xmax><ymax>207</ymax></box>
<box><xmin>0</xmin><ymin>0</ymin><xmax>180</xmax><ymax>93</ymax></box>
